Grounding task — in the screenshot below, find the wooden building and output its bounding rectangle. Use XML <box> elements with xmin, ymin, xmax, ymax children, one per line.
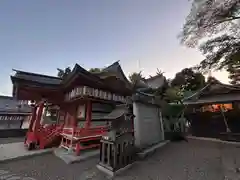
<box><xmin>183</xmin><ymin>79</ymin><xmax>240</xmax><ymax>139</ymax></box>
<box><xmin>11</xmin><ymin>61</ymin><xmax>132</xmax><ymax>153</ymax></box>
<box><xmin>0</xmin><ymin>96</ymin><xmax>31</xmax><ymax>137</ymax></box>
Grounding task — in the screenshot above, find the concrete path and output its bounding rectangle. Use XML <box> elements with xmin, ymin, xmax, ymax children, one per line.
<box><xmin>0</xmin><ymin>169</ymin><xmax>37</xmax><ymax>180</ymax></box>
<box><xmin>1</xmin><ymin>139</ymin><xmax>240</xmax><ymax>180</ymax></box>
<box><xmin>187</xmin><ymin>135</ymin><xmax>240</xmax><ymax>145</ymax></box>
<box><xmin>0</xmin><ymin>142</ymin><xmax>54</xmax><ymax>163</ymax></box>
<box><xmin>0</xmin><ymin>137</ymin><xmax>24</xmax><ymax>144</ymax></box>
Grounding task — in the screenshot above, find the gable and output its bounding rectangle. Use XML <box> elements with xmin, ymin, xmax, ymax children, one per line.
<box><xmin>12</xmin><ymin>69</ymin><xmax>61</xmax><ymax>85</ymax></box>
<box><xmin>102</xmin><ymin>61</ymin><xmax>130</xmax><ymax>85</ymax></box>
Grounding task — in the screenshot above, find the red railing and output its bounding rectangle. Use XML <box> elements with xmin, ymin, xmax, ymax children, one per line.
<box><xmin>61</xmin><ymin>126</ymin><xmax>107</xmax><ymax>138</ymax></box>
<box><xmin>37</xmin><ymin>124</ymin><xmax>63</xmax><ymax>148</ymax></box>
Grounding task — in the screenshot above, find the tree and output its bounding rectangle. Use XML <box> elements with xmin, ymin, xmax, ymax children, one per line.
<box><xmin>149</xmin><ymin>68</ymin><xmax>165</xmax><ymax>79</ymax></box>
<box><xmin>179</xmin><ymin>0</ymin><xmax>240</xmax><ymax>47</ymax></box>
<box><xmin>57</xmin><ymin>67</ymin><xmax>71</xmax><ymax>79</ymax></box>
<box><xmin>128</xmin><ymin>72</ymin><xmax>144</xmax><ymax>84</ymax></box>
<box><xmin>171</xmin><ymin>68</ymin><xmax>206</xmax><ymax>91</ymax></box>
<box><xmin>195</xmin><ymin>34</ymin><xmax>240</xmax><ymax>73</ymax></box>
<box><xmin>164</xmin><ymin>86</ymin><xmax>183</xmax><ymax>103</ymax></box>
<box><xmin>89</xmin><ymin>68</ymin><xmax>102</xmax><ymax>73</ymax></box>
<box><xmin>227</xmin><ymin>63</ymin><xmax>240</xmax><ymax>84</ymax></box>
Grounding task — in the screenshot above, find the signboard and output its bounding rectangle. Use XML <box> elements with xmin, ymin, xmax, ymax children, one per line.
<box><xmin>76</xmin><ymin>104</ymin><xmax>86</xmax><ymax>119</ymax></box>
<box><xmin>65</xmin><ymin>85</ymin><xmax>128</xmax><ymax>103</ymax></box>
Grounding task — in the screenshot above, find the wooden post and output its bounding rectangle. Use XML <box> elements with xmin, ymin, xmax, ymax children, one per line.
<box><xmin>85</xmin><ymin>101</ymin><xmax>92</xmax><ymax>129</ymax></box>
<box><xmin>101</xmin><ymin>143</ymin><xmax>105</xmax><ymax>164</ymax></box>
<box><xmin>107</xmin><ymin>144</ymin><xmax>111</xmax><ymax>166</ymax></box>
<box><xmin>34</xmin><ymin>101</ymin><xmax>44</xmax><ymax>132</ymax></box>
<box><xmin>28</xmin><ymin>106</ymin><xmax>37</xmax><ymax>132</ymax></box>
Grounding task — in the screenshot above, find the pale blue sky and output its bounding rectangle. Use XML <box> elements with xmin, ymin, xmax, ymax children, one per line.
<box><xmin>0</xmin><ymin>0</ymin><xmax>228</xmax><ymax>95</ymax></box>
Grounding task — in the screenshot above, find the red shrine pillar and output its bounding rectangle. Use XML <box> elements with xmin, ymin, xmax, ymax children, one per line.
<box><xmin>71</xmin><ymin>114</ymin><xmax>77</xmax><ymax>127</ymax></box>
<box><xmin>28</xmin><ymin>106</ymin><xmax>37</xmax><ymax>132</ymax></box>
<box><xmin>34</xmin><ymin>101</ymin><xmax>44</xmax><ymax>132</ymax></box>
<box><xmin>85</xmin><ymin>101</ymin><xmax>92</xmax><ymax>129</ymax></box>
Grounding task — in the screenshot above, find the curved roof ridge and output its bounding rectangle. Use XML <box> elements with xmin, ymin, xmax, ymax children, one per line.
<box><xmin>102</xmin><ymin>60</ymin><xmax>130</xmax><ymax>83</ymax></box>
<box><xmin>12</xmin><ymin>69</ymin><xmax>62</xmax><ymax>80</ymax></box>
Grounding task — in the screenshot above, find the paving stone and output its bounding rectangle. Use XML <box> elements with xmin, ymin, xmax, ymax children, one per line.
<box><xmin>0</xmin><ymin>142</ymin><xmax>54</xmax><ymax>162</ymax></box>
<box><xmin>1</xmin><ymin>139</ymin><xmax>240</xmax><ymax>180</ymax></box>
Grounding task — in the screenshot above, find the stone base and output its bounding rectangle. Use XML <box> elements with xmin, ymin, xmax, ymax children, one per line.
<box><xmin>96</xmin><ymin>162</ymin><xmax>135</xmax><ymax>177</ymax></box>
<box><xmin>54</xmin><ymin>148</ymin><xmax>99</xmax><ymax>164</ymax></box>
<box><xmin>137</xmin><ymin>140</ymin><xmax>170</xmax><ymax>159</ymax></box>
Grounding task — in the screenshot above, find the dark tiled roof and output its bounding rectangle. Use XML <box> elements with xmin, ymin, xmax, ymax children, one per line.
<box><xmin>12</xmin><ymin>69</ymin><xmax>62</xmax><ymax>85</ymax></box>
<box><xmin>183</xmin><ymin>81</ymin><xmax>240</xmax><ymax>104</ymax></box>
<box><xmin>102</xmin><ymin>61</ymin><xmax>130</xmax><ymax>84</ymax></box>
<box><xmin>0</xmin><ymin>96</ymin><xmax>31</xmax><ymax>114</ymax></box>
<box><xmin>183</xmin><ymin>94</ymin><xmax>240</xmax><ymax>105</ymax></box>
<box><xmin>11</xmin><ymin>61</ymin><xmax>132</xmax><ymax>95</ymax></box>
<box><xmin>102</xmin><ymin>105</ymin><xmax>128</xmax><ymax>120</ymax></box>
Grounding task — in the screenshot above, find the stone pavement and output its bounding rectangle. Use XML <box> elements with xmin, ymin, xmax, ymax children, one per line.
<box><xmin>0</xmin><ymin>142</ymin><xmax>54</xmax><ymax>162</ymax></box>
<box><xmin>1</xmin><ymin>139</ymin><xmax>240</xmax><ymax>180</ymax></box>
<box><xmin>54</xmin><ymin>148</ymin><xmax>100</xmax><ymax>164</ymax></box>
<box><xmin>0</xmin><ymin>137</ymin><xmax>24</xmax><ymax>144</ymax></box>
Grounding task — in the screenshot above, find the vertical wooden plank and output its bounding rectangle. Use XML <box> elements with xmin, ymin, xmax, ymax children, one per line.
<box><xmin>101</xmin><ymin>143</ymin><xmax>105</xmax><ymax>164</ymax></box>
<box><xmin>99</xmin><ymin>142</ymin><xmax>102</xmax><ymax>162</ymax></box>
<box><xmin>107</xmin><ymin>143</ymin><xmax>111</xmax><ymax>166</ymax></box>
<box><xmin>113</xmin><ymin>144</ymin><xmax>117</xmax><ymax>171</ymax></box>
<box><xmin>85</xmin><ymin>101</ymin><xmax>92</xmax><ymax>128</ymax></box>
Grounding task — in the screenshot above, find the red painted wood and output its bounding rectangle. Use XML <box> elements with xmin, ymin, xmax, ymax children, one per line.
<box><xmin>34</xmin><ymin>102</ymin><xmax>44</xmax><ymax>132</ymax></box>
<box><xmin>28</xmin><ymin>106</ymin><xmax>36</xmax><ymax>132</ymax></box>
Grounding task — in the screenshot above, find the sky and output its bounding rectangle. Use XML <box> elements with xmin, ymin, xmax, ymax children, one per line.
<box><xmin>0</xmin><ymin>0</ymin><xmax>229</xmax><ymax>96</ymax></box>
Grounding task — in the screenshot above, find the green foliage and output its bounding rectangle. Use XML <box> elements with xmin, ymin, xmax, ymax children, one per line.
<box><xmin>194</xmin><ymin>34</ymin><xmax>240</xmax><ymax>83</ymax></box>
<box><xmin>196</xmin><ymin>35</ymin><xmax>240</xmax><ymax>72</ymax></box>
<box><xmin>89</xmin><ymin>68</ymin><xmax>102</xmax><ymax>73</ymax></box>
<box><xmin>153</xmin><ymin>77</ymin><xmax>169</xmax><ymax>96</ymax></box>
<box><xmin>164</xmin><ymin>86</ymin><xmax>183</xmax><ymax>102</ymax></box>
<box><xmin>179</xmin><ymin>0</ymin><xmax>240</xmax><ymax>47</ymax></box>
<box><xmin>128</xmin><ymin>72</ymin><xmax>144</xmax><ymax>84</ymax></box>
<box><xmin>227</xmin><ymin>62</ymin><xmax>240</xmax><ymax>84</ymax></box>
<box><xmin>171</xmin><ymin>68</ymin><xmax>206</xmax><ymax>91</ymax></box>
<box><xmin>57</xmin><ymin>67</ymin><xmax>71</xmax><ymax>79</ymax></box>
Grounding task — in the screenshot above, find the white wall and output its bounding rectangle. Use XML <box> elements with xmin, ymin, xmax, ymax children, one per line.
<box><xmin>133</xmin><ymin>102</ymin><xmax>164</xmax><ymax>149</ymax></box>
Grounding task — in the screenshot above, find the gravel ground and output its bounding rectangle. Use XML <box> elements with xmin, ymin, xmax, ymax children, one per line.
<box><xmin>0</xmin><ymin>137</ymin><xmax>24</xmax><ymax>144</ymax></box>
<box><xmin>1</xmin><ymin>139</ymin><xmax>240</xmax><ymax>180</ymax></box>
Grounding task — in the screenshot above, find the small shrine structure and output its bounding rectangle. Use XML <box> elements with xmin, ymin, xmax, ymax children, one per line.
<box><xmin>96</xmin><ymin>79</ymin><xmax>166</xmax><ymax>176</ymax></box>
<box><xmin>97</xmin><ymin>102</ymin><xmax>135</xmax><ymax>176</ymax></box>
<box><xmin>10</xmin><ymin>61</ymin><xmax>132</xmax><ymax>154</ymax></box>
